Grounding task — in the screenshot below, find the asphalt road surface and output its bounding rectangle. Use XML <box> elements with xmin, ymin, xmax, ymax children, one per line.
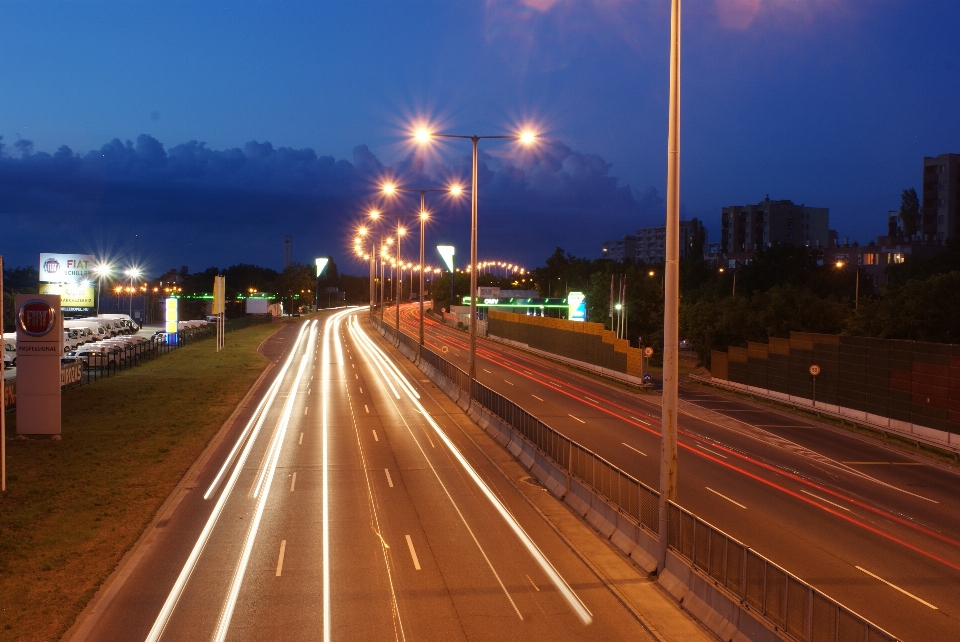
<box><xmin>392</xmin><ymin>303</ymin><xmax>960</xmax><ymax>642</ymax></box>
<box><xmin>71</xmin><ymin>309</ymin><xmax>654</xmax><ymax>642</ymax></box>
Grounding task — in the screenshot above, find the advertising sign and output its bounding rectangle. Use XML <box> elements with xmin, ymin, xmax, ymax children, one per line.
<box><xmin>478</xmin><ymin>287</ymin><xmax>501</xmax><ymax>298</ymax></box>
<box><xmin>436</xmin><ymin>246</ymin><xmax>455</xmax><ymax>272</ymax></box>
<box><xmin>315</xmin><ymin>257</ymin><xmax>329</xmax><ymax>277</ymax></box>
<box><xmin>567</xmin><ymin>291</ymin><xmax>587</xmax><ymax>322</ymax></box>
<box><xmin>39</xmin><ymin>282</ymin><xmax>95</xmax><ymax>308</ymax></box>
<box><xmin>15</xmin><ymin>294</ymin><xmax>63</xmax><ymax>435</ymax></box>
<box><xmin>165</xmin><ymin>298</ymin><xmax>179</xmax><ymax>334</ymax></box>
<box><xmin>39</xmin><ymin>253</ymin><xmax>94</xmax><ymax>284</ymax></box>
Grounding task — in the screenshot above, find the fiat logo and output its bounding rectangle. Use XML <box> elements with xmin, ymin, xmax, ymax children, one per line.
<box><xmin>18</xmin><ymin>300</ymin><xmax>57</xmax><ymax>337</ymax></box>
<box><xmin>43</xmin><ymin>258</ymin><xmax>61</xmax><ymax>274</ymax></box>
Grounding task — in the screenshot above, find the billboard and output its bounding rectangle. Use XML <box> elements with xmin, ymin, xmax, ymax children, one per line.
<box><xmin>567</xmin><ymin>292</ymin><xmax>587</xmax><ymax>322</ymax></box>
<box><xmin>38</xmin><ymin>283</ymin><xmax>95</xmax><ymax>308</ymax></box>
<box><xmin>39</xmin><ymin>253</ymin><xmax>94</xmax><ymax>284</ymax></box>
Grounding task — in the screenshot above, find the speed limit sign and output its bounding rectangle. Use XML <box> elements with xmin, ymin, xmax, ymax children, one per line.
<box><xmin>809</xmin><ymin>364</ymin><xmax>821</xmax><ymax>376</ymax></box>
<box><xmin>643</xmin><ymin>347</ymin><xmax>654</xmax><ymax>358</ymax></box>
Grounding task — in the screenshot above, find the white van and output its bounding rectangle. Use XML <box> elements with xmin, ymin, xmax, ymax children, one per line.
<box><xmin>3</xmin><ymin>333</ymin><xmax>16</xmax><ymax>368</ymax></box>
<box><xmin>98</xmin><ymin>314</ymin><xmax>139</xmax><ymax>334</ymax></box>
<box><xmin>65</xmin><ymin>320</ymin><xmax>109</xmax><ymax>342</ymax></box>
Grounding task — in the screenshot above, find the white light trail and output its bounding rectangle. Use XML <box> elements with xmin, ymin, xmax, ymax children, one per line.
<box><xmin>144</xmin><ymin>321</ymin><xmax>312</xmax><ymax>642</ymax></box>
<box><xmin>212</xmin><ymin>321</ymin><xmax>318</xmax><ymax>642</ymax></box>
<box><xmin>350</xmin><ymin>315</ymin><xmax>593</xmax><ymax>625</ymax></box>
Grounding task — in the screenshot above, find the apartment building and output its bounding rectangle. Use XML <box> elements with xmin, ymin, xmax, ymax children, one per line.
<box><xmin>720</xmin><ymin>196</ymin><xmax>831</xmax><ymax>252</ymax></box>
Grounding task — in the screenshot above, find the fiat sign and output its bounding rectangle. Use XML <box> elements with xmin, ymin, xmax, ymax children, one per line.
<box><xmin>18</xmin><ymin>299</ymin><xmax>57</xmax><ymax>336</ymax></box>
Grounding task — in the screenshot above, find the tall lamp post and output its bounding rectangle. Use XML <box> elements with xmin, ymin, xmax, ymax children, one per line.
<box><xmin>125</xmin><ymin>267</ymin><xmax>141</xmax><ymax>320</ymax></box>
<box><xmin>415</xmin><ymin>128</ymin><xmax>538</xmax><ymax>384</ymax></box>
<box><xmin>382</xmin><ymin>183</ymin><xmax>463</xmax><ymax>360</ymax></box>
<box><xmin>92</xmin><ymin>263</ymin><xmax>113</xmax><ymax>316</ymax></box>
<box><xmin>835</xmin><ymin>260</ymin><xmax>860</xmax><ymax>309</ymax></box>
<box><xmin>658</xmin><ymin>0</ymin><xmax>682</xmax><ymax>572</ymax></box>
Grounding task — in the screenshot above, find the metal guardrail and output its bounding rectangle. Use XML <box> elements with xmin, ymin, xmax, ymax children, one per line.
<box><xmin>667</xmin><ymin>503</ymin><xmax>897</xmax><ymax>642</ymax></box>
<box><xmin>368</xmin><ymin>313</ymin><xmax>899</xmax><ymax>642</ymax></box>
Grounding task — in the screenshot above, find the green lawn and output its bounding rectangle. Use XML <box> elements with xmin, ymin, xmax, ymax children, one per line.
<box><xmin>0</xmin><ymin>321</ymin><xmax>281</xmax><ymax>642</ymax></box>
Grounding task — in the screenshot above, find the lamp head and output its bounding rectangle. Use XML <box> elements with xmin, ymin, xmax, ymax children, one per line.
<box><xmin>414</xmin><ymin>128</ymin><xmax>432</xmax><ymax>144</ymax></box>
<box><xmin>382</xmin><ymin>183</ymin><xmax>396</xmax><ymax>195</ymax></box>
<box><xmin>519</xmin><ymin>130</ymin><xmax>537</xmax><ymax>145</ymax></box>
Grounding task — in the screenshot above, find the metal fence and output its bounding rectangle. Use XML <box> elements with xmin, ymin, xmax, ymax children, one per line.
<box><xmin>4</xmin><ymin>317</ymin><xmax>265</xmax><ymax>411</ymax></box>
<box><xmin>368</xmin><ymin>313</ymin><xmax>899</xmax><ymax>642</ymax></box>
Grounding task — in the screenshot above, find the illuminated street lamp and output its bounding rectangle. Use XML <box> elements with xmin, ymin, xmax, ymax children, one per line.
<box><xmin>91</xmin><ymin>262</ymin><xmax>113</xmax><ymax>316</ymax></box>
<box><xmin>124</xmin><ymin>267</ymin><xmax>142</xmax><ymax>319</ymax></box>
<box><xmin>382</xmin><ymin>182</ymin><xmax>464</xmax><ymax>359</ymax></box>
<box><xmin>415</xmin><ymin>127</ymin><xmax>540</xmax><ymax>382</ymax></box>
<box><xmin>835</xmin><ymin>260</ymin><xmax>860</xmax><ymax>309</ymax></box>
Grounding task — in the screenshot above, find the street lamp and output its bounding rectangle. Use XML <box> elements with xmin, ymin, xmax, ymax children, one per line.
<box><xmin>658</xmin><ymin>0</ymin><xmax>682</xmax><ymax>573</ymax></box>
<box><xmin>91</xmin><ymin>263</ymin><xmax>113</xmax><ymax>316</ymax></box>
<box><xmin>124</xmin><ymin>267</ymin><xmax>142</xmax><ymax>319</ymax></box>
<box><xmin>381</xmin><ymin>182</ymin><xmax>464</xmax><ymax>360</ymax></box>
<box><xmin>835</xmin><ymin>260</ymin><xmax>859</xmax><ymax>309</ymax></box>
<box><xmin>415</xmin><ymin>127</ymin><xmax>540</xmax><ymax>383</ymax></box>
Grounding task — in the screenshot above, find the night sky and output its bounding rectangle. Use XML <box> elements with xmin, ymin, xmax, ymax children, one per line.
<box><xmin>2</xmin><ymin>0</ymin><xmax>958</xmax><ymax>276</ymax></box>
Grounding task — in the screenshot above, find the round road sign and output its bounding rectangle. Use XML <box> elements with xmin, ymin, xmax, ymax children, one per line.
<box><xmin>441</xmin><ymin>345</ymin><xmax>449</xmax><ymax>353</ymax></box>
<box><xmin>809</xmin><ymin>364</ymin><xmax>821</xmax><ymax>377</ymax></box>
<box><xmin>17</xmin><ymin>299</ymin><xmax>57</xmax><ymax>337</ymax></box>
<box><xmin>643</xmin><ymin>347</ymin><xmax>654</xmax><ymax>358</ymax></box>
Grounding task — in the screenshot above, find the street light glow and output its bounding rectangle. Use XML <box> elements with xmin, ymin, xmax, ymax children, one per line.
<box><xmin>519</xmin><ymin>130</ymin><xmax>537</xmax><ymax>145</ymax></box>
<box><xmin>420</xmin><ymin>210</ymin><xmax>429</xmax><ymax>221</ymax></box>
<box><xmin>382</xmin><ymin>183</ymin><xmax>396</xmax><ymax>195</ymax></box>
<box><xmin>414</xmin><ymin>128</ymin><xmax>432</xmax><ymax>143</ymax></box>
<box><xmin>369</xmin><ymin>209</ymin><xmax>380</xmax><ymax>219</ymax></box>
<box><xmin>358</xmin><ymin>226</ymin><xmax>368</xmax><ymax>236</ymax></box>
<box><xmin>398</xmin><ymin>227</ymin><xmax>406</xmax><ymax>236</ymax></box>
<box><xmin>836</xmin><ymin>260</ymin><xmax>845</xmax><ymax>268</ymax></box>
<box><xmin>449</xmin><ymin>184</ymin><xmax>463</xmax><ymax>196</ymax></box>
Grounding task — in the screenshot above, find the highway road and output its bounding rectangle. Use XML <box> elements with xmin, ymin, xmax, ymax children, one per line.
<box><xmin>70</xmin><ymin>309</ymin><xmax>656</xmax><ymax>642</ymax></box>
<box><xmin>391</xmin><ymin>303</ymin><xmax>960</xmax><ymax>641</ymax></box>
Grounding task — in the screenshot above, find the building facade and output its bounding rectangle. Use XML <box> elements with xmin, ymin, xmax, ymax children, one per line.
<box><xmin>600</xmin><ymin>235</ymin><xmax>637</xmax><ymax>262</ymax></box>
<box><xmin>720</xmin><ymin>197</ymin><xmax>831</xmax><ymax>253</ymax></box>
<box><xmin>922</xmin><ymin>153</ymin><xmax>960</xmax><ymax>243</ymax></box>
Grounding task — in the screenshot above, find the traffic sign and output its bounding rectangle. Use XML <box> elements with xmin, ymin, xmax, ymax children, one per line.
<box><xmin>809</xmin><ymin>364</ymin><xmax>821</xmax><ymax>376</ymax></box>
<box><xmin>643</xmin><ymin>347</ymin><xmax>654</xmax><ymax>358</ymax></box>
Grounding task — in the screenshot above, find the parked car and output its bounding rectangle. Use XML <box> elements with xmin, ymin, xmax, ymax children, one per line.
<box><xmin>3</xmin><ymin>333</ymin><xmax>16</xmax><ymax>368</ymax></box>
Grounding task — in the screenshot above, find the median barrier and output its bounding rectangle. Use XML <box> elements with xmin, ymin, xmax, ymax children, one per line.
<box><xmin>368</xmin><ymin>314</ymin><xmax>899</xmax><ymax>642</ymax></box>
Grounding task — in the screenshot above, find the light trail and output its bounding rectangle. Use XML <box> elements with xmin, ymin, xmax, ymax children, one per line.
<box><xmin>354</xmin><ymin>314</ymin><xmax>593</xmax><ymax>625</ymax></box>
<box><xmin>212</xmin><ymin>321</ymin><xmax>318</xmax><ymax>642</ymax></box>
<box><xmin>144</xmin><ymin>321</ymin><xmax>312</xmax><ymax>642</ymax></box>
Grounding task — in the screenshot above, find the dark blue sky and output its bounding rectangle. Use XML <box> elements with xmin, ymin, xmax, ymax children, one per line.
<box><xmin>2</xmin><ymin>0</ymin><xmax>958</xmax><ymax>275</ymax></box>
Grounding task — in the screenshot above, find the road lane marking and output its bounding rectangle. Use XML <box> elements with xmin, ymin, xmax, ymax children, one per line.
<box><xmin>147</xmin><ymin>321</ymin><xmax>314</xmax><ymax>642</ymax></box>
<box><xmin>351</xmin><ymin>317</ymin><xmax>591</xmax><ymax>624</ymax></box>
<box><xmin>365</xmin><ymin>405</ymin><xmax>369</xmax><ymax>413</ymax></box>
<box><xmin>299</xmin><ymin>433</ymin><xmax>303</xmax><ymax>444</ymax></box>
<box><xmin>856</xmin><ymin>566</ymin><xmax>938</xmax><ymax>609</ymax></box>
<box><xmin>372</xmin><ymin>430</ymin><xmax>379</xmax><ymax>441</ymax></box>
<box><xmin>405</xmin><ymin>535</ymin><xmax>421</xmax><ymax>570</ymax></box>
<box><xmin>631</xmin><ymin>416</ymin><xmax>651</xmax><ymax>425</ymax></box>
<box><xmin>527</xmin><ymin>575</ymin><xmax>540</xmax><ymax>591</ymax></box>
<box><xmin>504</xmin><ymin>379</ymin><xmax>514</xmax><ymax>385</ymax></box>
<box><xmin>585</xmin><ymin>397</ymin><xmax>599</xmax><ymax>404</ymax></box>
<box><xmin>275</xmin><ymin>540</ymin><xmax>286</xmax><ymax>577</ymax></box>
<box><xmin>304</xmin><ymin>407</ymin><xmax>308</xmax><ymax>415</ymax></box>
<box><xmin>705</xmin><ymin>486</ymin><xmax>747</xmax><ymax>509</ymax></box>
<box><xmin>384</xmin><ymin>469</ymin><xmax>394</xmax><ymax>487</ymax></box>
<box><xmin>696</xmin><ymin>443</ymin><xmax>728</xmax><ymax>459</ymax></box>
<box><xmin>568</xmin><ymin>414</ymin><xmax>585</xmax><ymax>424</ymax></box>
<box><xmin>308</xmin><ymin>388</ymin><xmax>311</xmax><ymax>395</ymax></box>
<box><xmin>623</xmin><ymin>443</ymin><xmax>647</xmax><ymax>456</ymax></box>
<box><xmin>355</xmin><ymin>374</ymin><xmax>358</xmax><ymax>379</ymax></box>
<box><xmin>483</xmin><ymin>368</ymin><xmax>492</xmax><ymax>373</ymax></box>
<box><xmin>800</xmin><ymin>489</ymin><xmax>850</xmax><ymax>512</ymax></box>
<box><xmin>290</xmin><ymin>472</ymin><xmax>297</xmax><ymax>492</ymax></box>
<box><xmin>359</xmin><ymin>386</ymin><xmax>363</xmax><ymax>393</ymax></box>
<box><xmin>532</xmin><ymin>394</ymin><xmax>544</xmax><ymax>401</ymax></box>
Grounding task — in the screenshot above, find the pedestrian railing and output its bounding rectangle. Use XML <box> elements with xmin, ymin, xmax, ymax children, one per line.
<box><xmin>368</xmin><ymin>313</ymin><xmax>899</xmax><ymax>642</ymax></box>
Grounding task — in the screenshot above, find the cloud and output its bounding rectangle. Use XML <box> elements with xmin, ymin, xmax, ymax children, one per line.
<box><xmin>0</xmin><ymin>133</ymin><xmax>649</xmax><ymax>273</ymax></box>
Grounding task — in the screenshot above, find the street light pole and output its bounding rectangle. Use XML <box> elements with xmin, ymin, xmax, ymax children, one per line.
<box><xmin>396</xmin><ymin>218</ymin><xmax>402</xmax><ymax>345</ymax></box>
<box><xmin>419</xmin><ymin>130</ymin><xmax>538</xmax><ymax>387</ymax></box>
<box><xmin>658</xmin><ymin>0</ymin><xmax>681</xmax><ymax>572</ymax></box>
<box><xmin>419</xmin><ymin>192</ymin><xmax>426</xmax><ymax>361</ymax></box>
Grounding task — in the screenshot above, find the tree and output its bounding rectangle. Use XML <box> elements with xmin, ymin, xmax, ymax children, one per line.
<box><xmin>275</xmin><ymin>262</ymin><xmax>316</xmax><ymax>312</ymax></box>
<box><xmin>899</xmin><ymin>188</ymin><xmax>920</xmax><ymax>237</ymax></box>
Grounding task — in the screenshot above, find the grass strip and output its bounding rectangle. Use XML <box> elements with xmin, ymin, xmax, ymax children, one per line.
<box><xmin>0</xmin><ymin>321</ymin><xmax>281</xmax><ymax>642</ymax></box>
